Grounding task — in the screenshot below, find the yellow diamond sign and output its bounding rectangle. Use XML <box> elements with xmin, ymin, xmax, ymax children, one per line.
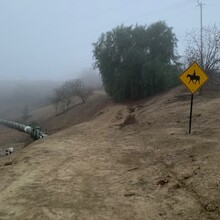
<box><xmin>179</xmin><ymin>62</ymin><xmax>208</xmax><ymax>94</ymax></box>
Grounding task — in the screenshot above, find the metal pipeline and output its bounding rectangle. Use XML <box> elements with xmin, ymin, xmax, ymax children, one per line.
<box><xmin>0</xmin><ymin>119</ymin><xmax>47</xmax><ymax>140</ymax></box>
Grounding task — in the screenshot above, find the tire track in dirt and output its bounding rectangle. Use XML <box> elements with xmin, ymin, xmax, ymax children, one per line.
<box><xmin>122</xmin><ymin>105</ymin><xmax>220</xmax><ymax>219</ymax></box>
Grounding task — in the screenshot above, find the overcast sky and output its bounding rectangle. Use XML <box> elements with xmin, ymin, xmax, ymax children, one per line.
<box><xmin>0</xmin><ymin>0</ymin><xmax>219</xmax><ymax>81</ymax></box>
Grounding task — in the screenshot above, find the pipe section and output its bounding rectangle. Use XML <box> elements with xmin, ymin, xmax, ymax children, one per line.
<box><xmin>0</xmin><ymin>119</ymin><xmax>47</xmax><ymax>140</ymax></box>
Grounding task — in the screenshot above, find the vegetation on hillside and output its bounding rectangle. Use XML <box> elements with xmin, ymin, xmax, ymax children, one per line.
<box><xmin>93</xmin><ymin>21</ymin><xmax>181</xmax><ymax>102</ymax></box>
<box><xmin>52</xmin><ymin>79</ymin><xmax>88</xmax><ymax>115</ymax></box>
<box><xmin>184</xmin><ymin>24</ymin><xmax>220</xmax><ymax>75</ymax></box>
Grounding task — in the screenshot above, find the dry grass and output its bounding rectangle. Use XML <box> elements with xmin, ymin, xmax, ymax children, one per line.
<box><xmin>0</xmin><ymin>86</ymin><xmax>220</xmax><ymax>219</ymax></box>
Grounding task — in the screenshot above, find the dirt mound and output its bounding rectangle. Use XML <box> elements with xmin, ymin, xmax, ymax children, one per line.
<box><xmin>1</xmin><ymin>86</ymin><xmax>220</xmax><ymax>219</ymax></box>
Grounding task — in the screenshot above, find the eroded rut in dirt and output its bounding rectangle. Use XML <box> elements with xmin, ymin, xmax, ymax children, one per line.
<box><xmin>118</xmin><ymin>102</ymin><xmax>220</xmax><ymax>219</ymax></box>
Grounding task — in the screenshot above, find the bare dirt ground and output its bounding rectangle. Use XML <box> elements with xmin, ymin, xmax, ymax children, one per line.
<box><xmin>0</xmin><ymin>86</ymin><xmax>220</xmax><ymax>220</ymax></box>
<box><xmin>0</xmin><ymin>127</ymin><xmax>32</xmax><ymax>157</ymax></box>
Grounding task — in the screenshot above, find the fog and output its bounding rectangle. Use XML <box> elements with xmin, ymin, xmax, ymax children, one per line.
<box><xmin>0</xmin><ymin>69</ymin><xmax>102</xmax><ymax>119</ymax></box>
<box><xmin>79</xmin><ymin>68</ymin><xmax>102</xmax><ymax>90</ymax></box>
<box><xmin>1</xmin><ymin>0</ymin><xmax>219</xmax><ymax>81</ymax></box>
<box><xmin>0</xmin><ymin>80</ymin><xmax>60</xmax><ymax>118</ymax></box>
<box><xmin>0</xmin><ymin>0</ymin><xmax>219</xmax><ymax>119</ymax></box>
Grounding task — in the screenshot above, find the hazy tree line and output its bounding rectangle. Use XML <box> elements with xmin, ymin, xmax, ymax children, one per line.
<box><xmin>3</xmin><ymin>21</ymin><xmax>218</xmax><ymax>121</ymax></box>
<box><xmin>52</xmin><ymin>79</ymin><xmax>88</xmax><ymax>114</ymax></box>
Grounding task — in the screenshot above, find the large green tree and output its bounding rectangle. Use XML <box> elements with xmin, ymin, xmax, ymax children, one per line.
<box><xmin>93</xmin><ymin>21</ymin><xmax>180</xmax><ymax>101</ymax></box>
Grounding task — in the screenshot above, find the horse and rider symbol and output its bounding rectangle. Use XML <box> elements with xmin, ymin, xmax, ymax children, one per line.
<box><xmin>187</xmin><ymin>70</ymin><xmax>200</xmax><ymax>84</ymax></box>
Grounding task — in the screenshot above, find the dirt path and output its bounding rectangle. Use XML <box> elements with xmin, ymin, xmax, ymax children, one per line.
<box><xmin>0</xmin><ymin>87</ymin><xmax>220</xmax><ymax>219</ymax></box>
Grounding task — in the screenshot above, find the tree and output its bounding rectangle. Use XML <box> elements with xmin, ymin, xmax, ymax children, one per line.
<box><xmin>55</xmin><ymin>85</ymin><xmax>72</xmax><ymax>111</ymax></box>
<box><xmin>52</xmin><ymin>79</ymin><xmax>88</xmax><ymax>113</ymax></box>
<box><xmin>184</xmin><ymin>24</ymin><xmax>220</xmax><ymax>74</ymax></box>
<box><xmin>93</xmin><ymin>21</ymin><xmax>180</xmax><ymax>102</ymax></box>
<box><xmin>71</xmin><ymin>79</ymin><xmax>88</xmax><ymax>103</ymax></box>
<box><xmin>51</xmin><ymin>94</ymin><xmax>61</xmax><ymax>115</ymax></box>
<box><xmin>62</xmin><ymin>79</ymin><xmax>88</xmax><ymax>104</ymax></box>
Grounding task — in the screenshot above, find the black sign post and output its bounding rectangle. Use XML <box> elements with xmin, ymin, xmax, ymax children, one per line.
<box><xmin>179</xmin><ymin>62</ymin><xmax>208</xmax><ymax>134</ymax></box>
<box><xmin>189</xmin><ymin>94</ymin><xmax>194</xmax><ymax>134</ymax></box>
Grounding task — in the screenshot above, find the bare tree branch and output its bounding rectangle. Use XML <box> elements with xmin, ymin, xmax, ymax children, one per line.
<box><xmin>184</xmin><ymin>24</ymin><xmax>220</xmax><ymax>74</ymax></box>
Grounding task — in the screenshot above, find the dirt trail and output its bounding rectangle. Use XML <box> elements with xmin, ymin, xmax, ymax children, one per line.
<box><xmin>0</xmin><ymin>87</ymin><xmax>220</xmax><ymax>219</ymax></box>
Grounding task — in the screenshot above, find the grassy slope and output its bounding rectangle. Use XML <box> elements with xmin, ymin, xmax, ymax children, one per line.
<box><xmin>0</xmin><ymin>86</ymin><xmax>220</xmax><ymax>219</ymax></box>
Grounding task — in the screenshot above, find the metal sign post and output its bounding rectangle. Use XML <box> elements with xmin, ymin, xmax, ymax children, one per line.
<box><xmin>179</xmin><ymin>62</ymin><xmax>208</xmax><ymax>134</ymax></box>
<box><xmin>189</xmin><ymin>94</ymin><xmax>193</xmax><ymax>134</ymax></box>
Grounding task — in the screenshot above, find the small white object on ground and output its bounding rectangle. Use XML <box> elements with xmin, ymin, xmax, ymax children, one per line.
<box><xmin>6</xmin><ymin>147</ymin><xmax>14</xmax><ymax>155</ymax></box>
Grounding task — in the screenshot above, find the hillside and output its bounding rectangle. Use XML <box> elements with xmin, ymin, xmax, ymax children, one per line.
<box><xmin>0</xmin><ymin>86</ymin><xmax>220</xmax><ymax>219</ymax></box>
<box><xmin>31</xmin><ymin>90</ymin><xmax>110</xmax><ymax>134</ymax></box>
<box><xmin>0</xmin><ymin>90</ymin><xmax>110</xmax><ymax>155</ymax></box>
